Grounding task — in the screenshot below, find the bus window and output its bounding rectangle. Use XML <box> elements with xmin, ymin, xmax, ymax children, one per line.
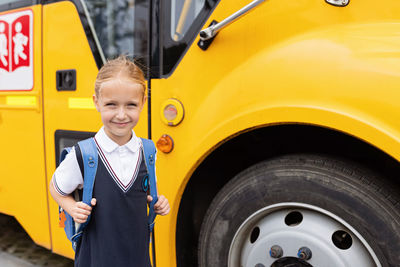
<box><xmin>171</xmin><ymin>0</ymin><xmax>205</xmax><ymax>41</ymax></box>
<box><xmin>84</xmin><ymin>0</ymin><xmax>148</xmax><ymax>64</ymax></box>
<box><xmin>160</xmin><ymin>0</ymin><xmax>218</xmax><ymax>77</ymax></box>
<box><xmin>0</xmin><ymin>0</ymin><xmax>20</xmax><ymax>4</ymax></box>
<box><xmin>0</xmin><ymin>0</ymin><xmax>33</xmax><ymax>11</ymax></box>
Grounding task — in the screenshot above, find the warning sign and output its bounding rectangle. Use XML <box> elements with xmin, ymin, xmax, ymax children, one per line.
<box><xmin>0</xmin><ymin>9</ymin><xmax>33</xmax><ymax>91</ymax></box>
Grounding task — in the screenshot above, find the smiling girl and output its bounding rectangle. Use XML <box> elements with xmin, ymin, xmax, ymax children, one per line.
<box><xmin>50</xmin><ymin>55</ymin><xmax>170</xmax><ymax>267</ymax></box>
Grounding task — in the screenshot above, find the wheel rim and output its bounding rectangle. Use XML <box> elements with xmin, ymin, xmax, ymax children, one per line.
<box><xmin>228</xmin><ymin>202</ymin><xmax>381</xmax><ymax>267</ymax></box>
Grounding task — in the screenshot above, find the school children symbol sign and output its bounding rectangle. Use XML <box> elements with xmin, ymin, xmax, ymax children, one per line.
<box><xmin>0</xmin><ymin>10</ymin><xmax>33</xmax><ymax>91</ymax></box>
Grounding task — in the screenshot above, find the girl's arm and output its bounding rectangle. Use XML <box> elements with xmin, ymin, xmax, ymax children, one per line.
<box><xmin>49</xmin><ymin>179</ymin><xmax>96</xmax><ymax>223</ymax></box>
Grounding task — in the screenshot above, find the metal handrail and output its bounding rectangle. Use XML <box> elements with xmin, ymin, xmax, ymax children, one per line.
<box><xmin>199</xmin><ymin>0</ymin><xmax>266</xmax><ymax>41</ymax></box>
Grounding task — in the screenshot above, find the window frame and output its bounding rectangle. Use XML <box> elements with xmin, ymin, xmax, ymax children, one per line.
<box><xmin>150</xmin><ymin>0</ymin><xmax>219</xmax><ymax>78</ymax></box>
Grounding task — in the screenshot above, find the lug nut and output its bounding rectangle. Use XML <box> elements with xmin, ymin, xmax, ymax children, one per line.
<box><xmin>297</xmin><ymin>246</ymin><xmax>312</xmax><ymax>260</ymax></box>
<box><xmin>269</xmin><ymin>245</ymin><xmax>283</xmax><ymax>258</ymax></box>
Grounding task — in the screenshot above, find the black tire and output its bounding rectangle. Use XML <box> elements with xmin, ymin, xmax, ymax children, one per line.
<box><xmin>198</xmin><ymin>154</ymin><xmax>400</xmax><ymax>267</ymax></box>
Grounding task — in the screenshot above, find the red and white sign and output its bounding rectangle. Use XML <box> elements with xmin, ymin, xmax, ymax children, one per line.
<box><xmin>0</xmin><ymin>9</ymin><xmax>33</xmax><ymax>91</ymax></box>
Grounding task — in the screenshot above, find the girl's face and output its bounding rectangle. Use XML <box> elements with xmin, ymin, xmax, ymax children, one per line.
<box><xmin>93</xmin><ymin>77</ymin><xmax>146</xmax><ymax>145</ymax></box>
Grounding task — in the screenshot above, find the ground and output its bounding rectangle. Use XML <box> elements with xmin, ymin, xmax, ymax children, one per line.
<box><xmin>0</xmin><ymin>214</ymin><xmax>73</xmax><ymax>267</ymax></box>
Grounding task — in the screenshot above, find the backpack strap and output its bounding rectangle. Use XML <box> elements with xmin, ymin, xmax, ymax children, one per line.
<box><xmin>58</xmin><ymin>138</ymin><xmax>98</xmax><ymax>250</ymax></box>
<box><xmin>141</xmin><ymin>138</ymin><xmax>158</xmax><ymax>232</ymax></box>
<box><xmin>76</xmin><ymin>138</ymin><xmax>98</xmax><ymax>228</ymax></box>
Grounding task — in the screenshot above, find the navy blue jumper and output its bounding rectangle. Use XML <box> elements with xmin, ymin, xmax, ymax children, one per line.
<box><xmin>74</xmin><ymin>145</ymin><xmax>151</xmax><ymax>267</ymax></box>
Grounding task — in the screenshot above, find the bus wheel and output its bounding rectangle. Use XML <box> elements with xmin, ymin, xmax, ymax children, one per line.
<box><xmin>198</xmin><ymin>154</ymin><xmax>400</xmax><ymax>267</ymax></box>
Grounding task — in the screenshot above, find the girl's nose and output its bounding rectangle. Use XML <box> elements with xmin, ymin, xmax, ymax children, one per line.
<box><xmin>116</xmin><ymin>107</ymin><xmax>126</xmax><ymax>119</ymax></box>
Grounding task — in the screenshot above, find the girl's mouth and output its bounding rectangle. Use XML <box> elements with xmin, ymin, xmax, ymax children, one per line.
<box><xmin>112</xmin><ymin>121</ymin><xmax>131</xmax><ymax>126</ymax></box>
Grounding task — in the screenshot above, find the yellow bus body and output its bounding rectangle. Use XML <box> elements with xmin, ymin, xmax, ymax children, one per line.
<box><xmin>1</xmin><ymin>0</ymin><xmax>400</xmax><ymax>265</ymax></box>
<box><xmin>153</xmin><ymin>2</ymin><xmax>400</xmax><ymax>263</ymax></box>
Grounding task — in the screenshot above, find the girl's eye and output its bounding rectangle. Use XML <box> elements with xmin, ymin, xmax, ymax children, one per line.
<box><xmin>105</xmin><ymin>103</ymin><xmax>115</xmax><ymax>106</ymax></box>
<box><xmin>128</xmin><ymin>103</ymin><xmax>137</xmax><ymax>107</ymax></box>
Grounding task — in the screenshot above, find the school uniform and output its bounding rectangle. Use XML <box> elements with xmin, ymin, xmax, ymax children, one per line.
<box><xmin>53</xmin><ymin>127</ymin><xmax>151</xmax><ymax>267</ymax></box>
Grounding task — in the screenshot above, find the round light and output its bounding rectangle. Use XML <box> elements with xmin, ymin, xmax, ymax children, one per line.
<box><xmin>164</xmin><ymin>104</ymin><xmax>178</xmax><ymax>121</ymax></box>
<box><xmin>160</xmin><ymin>98</ymin><xmax>184</xmax><ymax>126</ymax></box>
<box><xmin>156</xmin><ymin>134</ymin><xmax>174</xmax><ymax>153</ymax></box>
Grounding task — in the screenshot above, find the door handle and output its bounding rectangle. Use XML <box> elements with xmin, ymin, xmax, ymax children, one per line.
<box><xmin>56</xmin><ymin>69</ymin><xmax>76</xmax><ymax>91</ymax></box>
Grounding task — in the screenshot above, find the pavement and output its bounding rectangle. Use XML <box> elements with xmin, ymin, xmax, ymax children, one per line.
<box><xmin>0</xmin><ymin>214</ymin><xmax>73</xmax><ymax>267</ymax></box>
<box><xmin>0</xmin><ymin>251</ymin><xmax>36</xmax><ymax>267</ymax></box>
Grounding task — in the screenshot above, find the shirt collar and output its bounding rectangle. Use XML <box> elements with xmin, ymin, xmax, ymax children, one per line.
<box><xmin>94</xmin><ymin>127</ymin><xmax>141</xmax><ymax>153</ymax></box>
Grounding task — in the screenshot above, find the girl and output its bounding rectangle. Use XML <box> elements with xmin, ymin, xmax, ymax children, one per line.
<box><xmin>50</xmin><ymin>56</ymin><xmax>170</xmax><ymax>267</ymax></box>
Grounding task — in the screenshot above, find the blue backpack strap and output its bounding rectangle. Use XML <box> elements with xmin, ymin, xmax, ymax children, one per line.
<box><xmin>141</xmin><ymin>138</ymin><xmax>158</xmax><ymax>232</ymax></box>
<box><xmin>76</xmin><ymin>138</ymin><xmax>98</xmax><ymax>230</ymax></box>
<box><xmin>58</xmin><ymin>138</ymin><xmax>98</xmax><ymax>251</ymax></box>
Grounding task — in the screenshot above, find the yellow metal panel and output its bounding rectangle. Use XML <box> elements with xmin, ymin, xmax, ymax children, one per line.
<box><xmin>0</xmin><ymin>5</ymin><xmax>51</xmax><ymax>249</ymax></box>
<box><xmin>150</xmin><ymin>1</ymin><xmax>400</xmax><ymax>265</ymax></box>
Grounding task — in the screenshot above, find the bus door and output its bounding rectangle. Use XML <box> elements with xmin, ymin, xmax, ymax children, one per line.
<box><xmin>42</xmin><ymin>0</ymin><xmax>100</xmax><ymax>255</ymax></box>
<box><xmin>0</xmin><ymin>1</ymin><xmax>50</xmax><ymax>248</ymax></box>
<box><xmin>42</xmin><ymin>0</ymin><xmax>149</xmax><ymax>257</ymax></box>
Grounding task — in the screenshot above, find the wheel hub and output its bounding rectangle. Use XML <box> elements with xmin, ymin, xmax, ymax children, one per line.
<box><xmin>228</xmin><ymin>203</ymin><xmax>381</xmax><ymax>267</ymax></box>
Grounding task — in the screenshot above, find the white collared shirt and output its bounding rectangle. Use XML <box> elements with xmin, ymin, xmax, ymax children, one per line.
<box><xmin>53</xmin><ymin>127</ymin><xmax>143</xmax><ymax>196</ymax></box>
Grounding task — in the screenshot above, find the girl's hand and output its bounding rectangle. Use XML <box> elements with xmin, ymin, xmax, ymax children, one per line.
<box><xmin>147</xmin><ymin>195</ymin><xmax>170</xmax><ymax>216</ymax></box>
<box><xmin>71</xmin><ymin>198</ymin><xmax>97</xmax><ymax>223</ymax></box>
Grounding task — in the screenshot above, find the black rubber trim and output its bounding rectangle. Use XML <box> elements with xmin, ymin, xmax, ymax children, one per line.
<box><xmin>0</xmin><ymin>0</ymin><xmax>39</xmax><ymax>12</ymax></box>
<box><xmin>43</xmin><ymin>0</ymin><xmax>103</xmax><ymax>69</ymax></box>
<box><xmin>149</xmin><ymin>0</ymin><xmax>160</xmax><ymax>78</ymax></box>
<box><xmin>155</xmin><ymin>0</ymin><xmax>220</xmax><ymax>78</ymax></box>
<box><xmin>54</xmin><ymin>129</ymin><xmax>96</xmax><ymax>166</ymax></box>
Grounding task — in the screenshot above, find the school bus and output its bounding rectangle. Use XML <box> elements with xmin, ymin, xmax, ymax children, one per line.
<box><xmin>1</xmin><ymin>0</ymin><xmax>400</xmax><ymax>266</ymax></box>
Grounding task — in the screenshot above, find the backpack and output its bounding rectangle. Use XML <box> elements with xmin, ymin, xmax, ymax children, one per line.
<box><xmin>57</xmin><ymin>137</ymin><xmax>158</xmax><ymax>251</ymax></box>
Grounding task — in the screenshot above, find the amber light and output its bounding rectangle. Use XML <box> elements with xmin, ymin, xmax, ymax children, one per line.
<box><xmin>156</xmin><ymin>134</ymin><xmax>174</xmax><ymax>153</ymax></box>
